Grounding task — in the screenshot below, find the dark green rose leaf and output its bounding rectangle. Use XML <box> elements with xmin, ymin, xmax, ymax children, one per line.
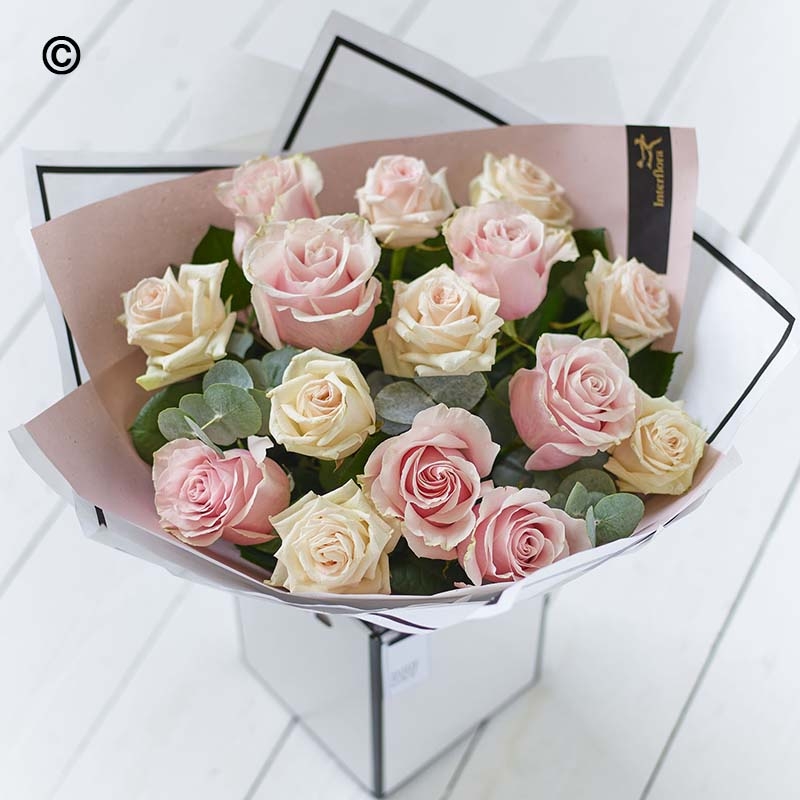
<box><xmin>628</xmin><ymin>347</ymin><xmax>680</xmax><ymax>398</ymax></box>
<box><xmin>572</xmin><ymin>228</ymin><xmax>608</xmax><ymax>259</ymax></box>
<box><xmin>192</xmin><ymin>225</ymin><xmax>251</xmax><ymax>311</ymax></box>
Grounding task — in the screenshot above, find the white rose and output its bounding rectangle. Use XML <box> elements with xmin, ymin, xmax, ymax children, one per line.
<box><xmin>356</xmin><ymin>155</ymin><xmax>455</xmax><ymax>249</ymax></box>
<box><xmin>120</xmin><ymin>262</ymin><xmax>236</xmax><ymax>391</ymax></box>
<box><xmin>373</xmin><ymin>265</ymin><xmax>503</xmax><ymax>378</ymax></box>
<box><xmin>604</xmin><ymin>393</ymin><xmax>706</xmax><ymax>495</ymax></box>
<box><xmin>469</xmin><ymin>153</ymin><xmax>573</xmax><ymax>229</ymax></box>
<box><xmin>270</xmin><ymin>481</ymin><xmax>398</xmax><ymax>594</ymax></box>
<box><xmin>267</xmin><ymin>349</ymin><xmax>376</xmax><ymax>461</ymax></box>
<box><xmin>585</xmin><ymin>251</ymin><xmax>673</xmax><ymax>355</ymax></box>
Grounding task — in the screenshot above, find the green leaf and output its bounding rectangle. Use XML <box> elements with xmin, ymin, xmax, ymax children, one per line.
<box><xmin>585</xmin><ymin>505</ymin><xmax>597</xmax><ymax>547</ymax></box>
<box><xmin>238</xmin><ymin>539</ymin><xmax>281</xmax><ymax>572</ymax></box>
<box><xmin>565</xmin><ymin>482</ymin><xmax>591</xmax><ymax>518</ymax></box>
<box><xmin>558</xmin><ymin>468</ymin><xmax>617</xmax><ymax>498</ymax></box>
<box><xmin>203</xmin><ymin>359</ymin><xmax>254</xmax><ymax>391</ymax></box>
<box><xmin>402</xmin><ymin>234</ymin><xmax>453</xmax><ymax>280</ymax></box>
<box><xmin>179</xmin><ymin>385</ymin><xmax>262</xmax><ymax>446</ymax></box>
<box><xmin>261</xmin><ymin>347</ymin><xmax>303</xmax><ymax>389</ymax></box>
<box><xmin>184</xmin><ymin>416</ymin><xmax>222</xmax><ymax>452</ymax></box>
<box><xmin>389</xmin><ymin>545</ymin><xmax>467</xmax><ymax>595</ymax></box>
<box><xmin>572</xmin><ymin>228</ymin><xmax>608</xmax><ymax>259</ymax></box>
<box><xmin>248</xmin><ymin>388</ymin><xmax>271</xmax><ymax>436</ymax></box>
<box><xmin>192</xmin><ymin>225</ymin><xmax>251</xmax><ymax>311</ymax></box>
<box><xmin>157</xmin><ymin>407</ymin><xmax>196</xmax><ymax>442</ymax></box>
<box><xmin>476</xmin><ymin>375</ymin><xmax>517</xmax><ymax>448</ymax></box>
<box><xmin>547</xmin><ymin>492</ymin><xmax>567</xmax><ymax>510</ymax></box>
<box><xmin>375</xmin><ymin>381</ymin><xmax>435</xmax><ymax>425</ymax></box>
<box><xmin>227</xmin><ymin>330</ymin><xmax>254</xmax><ymax>359</ymax></box>
<box><xmin>244</xmin><ymin>358</ymin><xmax>270</xmax><ymax>390</ymax></box>
<box><xmin>560</xmin><ymin>255</ymin><xmax>594</xmax><ymax>301</ymax></box>
<box><xmin>129</xmin><ymin>378</ymin><xmax>202</xmax><ymax>464</ymax></box>
<box><xmin>413</xmin><ymin>373</ymin><xmax>487</xmax><ymax>410</ymax></box>
<box><xmin>366</xmin><ymin>370</ymin><xmax>395</xmax><ymax>399</ymax></box>
<box><xmin>318</xmin><ymin>434</ymin><xmax>387</xmax><ymax>491</ymax></box>
<box><xmin>628</xmin><ymin>347</ymin><xmax>680</xmax><ymax>397</ymax></box>
<box><xmin>594</xmin><ymin>493</ymin><xmax>645</xmax><ymax>545</ymax></box>
<box><xmin>517</xmin><ymin>260</ymin><xmax>572</xmax><ymax>344</ymax></box>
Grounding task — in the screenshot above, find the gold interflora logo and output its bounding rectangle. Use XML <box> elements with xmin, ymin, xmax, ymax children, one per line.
<box><xmin>633</xmin><ymin>133</ymin><xmax>666</xmax><ymax>208</ymax></box>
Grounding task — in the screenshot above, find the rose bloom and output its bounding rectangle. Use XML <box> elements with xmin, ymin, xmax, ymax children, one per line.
<box><xmin>605</xmin><ymin>393</ymin><xmax>706</xmax><ymax>495</ymax></box>
<box><xmin>243</xmin><ymin>214</ymin><xmax>382</xmax><ymax>353</ymax></box>
<box><xmin>356</xmin><ymin>155</ymin><xmax>455</xmax><ymax>248</ymax></box>
<box><xmin>270</xmin><ymin>481</ymin><xmax>398</xmax><ymax>594</ymax></box>
<box><xmin>585</xmin><ymin>252</ymin><xmax>673</xmax><ymax>355</ymax></box>
<box><xmin>268</xmin><ymin>349</ymin><xmax>376</xmax><ymax>461</ymax></box>
<box><xmin>457</xmin><ymin>486</ymin><xmax>592</xmax><ymax>586</ymax></box>
<box><xmin>509</xmin><ymin>333</ymin><xmax>638</xmax><ymax>471</ymax></box>
<box><xmin>374</xmin><ymin>265</ymin><xmax>503</xmax><ymax>377</ymax></box>
<box><xmin>362</xmin><ymin>405</ymin><xmax>499</xmax><ymax>559</ymax></box>
<box><xmin>120</xmin><ymin>262</ymin><xmax>236</xmax><ymax>391</ymax></box>
<box><xmin>469</xmin><ymin>153</ymin><xmax>573</xmax><ymax>229</ymax></box>
<box><xmin>444</xmin><ymin>200</ymin><xmax>579</xmax><ymax>320</ymax></box>
<box><xmin>216</xmin><ymin>154</ymin><xmax>323</xmax><ymax>262</ymax></box>
<box><xmin>152</xmin><ymin>439</ymin><xmax>290</xmax><ymax>547</ymax></box>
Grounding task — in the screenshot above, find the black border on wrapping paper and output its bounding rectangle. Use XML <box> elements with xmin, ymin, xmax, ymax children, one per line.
<box><xmin>36</xmin><ymin>164</ymin><xmax>231</xmax><ymax>527</ymax></box>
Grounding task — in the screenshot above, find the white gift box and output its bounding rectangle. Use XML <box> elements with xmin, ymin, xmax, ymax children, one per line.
<box><xmin>238</xmin><ymin>592</ymin><xmax>548</xmax><ymax>797</ymax></box>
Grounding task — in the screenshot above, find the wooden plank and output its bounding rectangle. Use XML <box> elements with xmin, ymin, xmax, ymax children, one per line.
<box><xmin>249</xmin><ymin>722</ymin><xmax>478</xmax><ymax>800</ymax></box>
<box><xmin>50</xmin><ymin>586</ymin><xmax>291</xmax><ymax>800</ymax></box>
<box><xmin>402</xmin><ymin>0</ymin><xmax>563</xmax><ymax>75</ymax></box>
<box><xmin>0</xmin><ymin>506</ymin><xmax>185</xmax><ymax>799</ymax></box>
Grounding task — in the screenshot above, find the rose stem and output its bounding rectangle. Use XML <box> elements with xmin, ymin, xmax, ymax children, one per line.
<box><xmin>389</xmin><ymin>247</ymin><xmax>407</xmax><ymax>283</ymax></box>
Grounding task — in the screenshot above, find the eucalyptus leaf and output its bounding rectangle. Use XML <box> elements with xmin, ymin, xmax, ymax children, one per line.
<box><xmin>594</xmin><ymin>493</ymin><xmax>645</xmax><ymax>545</ymax></box>
<box><xmin>379</xmin><ymin>419</ymin><xmax>411</xmax><ymax>436</ymax></box>
<box><xmin>565</xmin><ymin>482</ymin><xmax>591</xmax><ymax>518</ymax></box>
<box><xmin>375</xmin><ymin>381</ymin><xmax>435</xmax><ymax>425</ymax></box>
<box><xmin>184</xmin><ymin>417</ymin><xmax>222</xmax><ymax>452</ymax></box>
<box><xmin>389</xmin><ymin>545</ymin><xmax>467</xmax><ymax>595</ymax></box>
<box><xmin>226</xmin><ymin>330</ymin><xmax>254</xmax><ymax>359</ymax></box>
<box><xmin>558</xmin><ymin>468</ymin><xmax>617</xmax><ymax>498</ymax></box>
<box><xmin>157</xmin><ymin>408</ymin><xmax>195</xmax><ymax>441</ymax></box>
<box><xmin>179</xmin><ymin>386</ymin><xmax>262</xmax><ymax>446</ymax></box>
<box><xmin>585</xmin><ymin>505</ymin><xmax>597</xmax><ymax>547</ymax></box>
<box><xmin>261</xmin><ymin>347</ymin><xmax>303</xmax><ymax>389</ymax></box>
<box><xmin>129</xmin><ymin>378</ymin><xmax>202</xmax><ymax>464</ymax></box>
<box><xmin>248</xmin><ymin>389</ymin><xmax>271</xmax><ymax>436</ymax></box>
<box><xmin>547</xmin><ymin>492</ymin><xmax>567</xmax><ymax>510</ymax></box>
<box><xmin>413</xmin><ymin>373</ymin><xmax>487</xmax><ymax>410</ymax></box>
<box><xmin>203</xmin><ymin>359</ymin><xmax>254</xmax><ymax>391</ymax></box>
<box><xmin>244</xmin><ymin>358</ymin><xmax>270</xmax><ymax>390</ymax></box>
<box><xmin>367</xmin><ymin>370</ymin><xmax>395</xmax><ymax>399</ymax></box>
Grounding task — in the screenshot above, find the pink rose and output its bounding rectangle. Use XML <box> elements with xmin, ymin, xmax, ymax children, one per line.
<box><xmin>216</xmin><ymin>154</ymin><xmax>323</xmax><ymax>263</ymax></box>
<box><xmin>356</xmin><ymin>155</ymin><xmax>455</xmax><ymax>248</ymax></box>
<box><xmin>444</xmin><ymin>201</ymin><xmax>578</xmax><ymax>320</ymax></box>
<box><xmin>242</xmin><ymin>213</ymin><xmax>382</xmax><ymax>353</ymax></box>
<box><xmin>509</xmin><ymin>333</ymin><xmax>638</xmax><ymax>471</ymax></box>
<box><xmin>152</xmin><ymin>439</ymin><xmax>290</xmax><ymax>547</ymax></box>
<box><xmin>457</xmin><ymin>486</ymin><xmax>592</xmax><ymax>585</ymax></box>
<box><xmin>362</xmin><ymin>405</ymin><xmax>499</xmax><ymax>559</ymax></box>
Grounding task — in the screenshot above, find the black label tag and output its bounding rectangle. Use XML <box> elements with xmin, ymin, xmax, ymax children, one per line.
<box><xmin>626</xmin><ymin>125</ymin><xmax>672</xmax><ymax>274</ymax></box>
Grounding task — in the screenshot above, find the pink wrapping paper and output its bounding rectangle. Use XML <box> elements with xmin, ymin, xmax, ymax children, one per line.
<box><xmin>22</xmin><ymin>123</ymin><xmax>706</xmax><ymax>606</ymax></box>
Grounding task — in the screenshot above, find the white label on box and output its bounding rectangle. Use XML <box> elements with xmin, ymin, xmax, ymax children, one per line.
<box><xmin>383</xmin><ymin>635</ymin><xmax>431</xmax><ymax>697</ymax></box>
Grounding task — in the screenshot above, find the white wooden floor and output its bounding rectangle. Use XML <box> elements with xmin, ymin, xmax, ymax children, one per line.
<box><xmin>2</xmin><ymin>1</ymin><xmax>800</xmax><ymax>798</ymax></box>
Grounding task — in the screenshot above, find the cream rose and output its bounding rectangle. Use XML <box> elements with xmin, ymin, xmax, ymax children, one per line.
<box><xmin>267</xmin><ymin>349</ymin><xmax>376</xmax><ymax>461</ymax></box>
<box><xmin>605</xmin><ymin>393</ymin><xmax>706</xmax><ymax>495</ymax></box>
<box><xmin>469</xmin><ymin>153</ymin><xmax>573</xmax><ymax>229</ymax></box>
<box><xmin>585</xmin><ymin>252</ymin><xmax>673</xmax><ymax>355</ymax></box>
<box><xmin>120</xmin><ymin>262</ymin><xmax>236</xmax><ymax>391</ymax></box>
<box><xmin>270</xmin><ymin>481</ymin><xmax>398</xmax><ymax>594</ymax></box>
<box><xmin>356</xmin><ymin>155</ymin><xmax>455</xmax><ymax>248</ymax></box>
<box><xmin>373</xmin><ymin>265</ymin><xmax>503</xmax><ymax>377</ymax></box>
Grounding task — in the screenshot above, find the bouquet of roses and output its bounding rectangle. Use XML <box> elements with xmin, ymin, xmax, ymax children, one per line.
<box><xmin>120</xmin><ymin>149</ymin><xmax>706</xmax><ymax>597</ymax></box>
